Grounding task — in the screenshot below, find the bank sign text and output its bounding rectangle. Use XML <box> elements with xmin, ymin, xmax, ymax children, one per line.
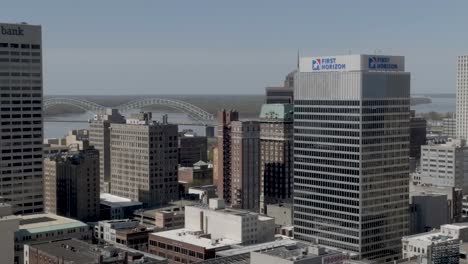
<box><xmin>312</xmin><ymin>57</ymin><xmax>346</xmax><ymax>71</ymax></box>
<box><xmin>368</xmin><ymin>56</ymin><xmax>398</xmax><ymax>70</ymax></box>
<box><xmin>1</xmin><ymin>26</ymin><xmax>24</xmax><ymax>36</ymax></box>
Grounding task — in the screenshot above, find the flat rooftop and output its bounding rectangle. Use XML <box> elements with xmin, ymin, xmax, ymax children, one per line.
<box><xmin>216</xmin><ymin>238</ymin><xmax>297</xmax><ymax>257</ymax></box>
<box><xmin>189</xmin><ymin>203</ymin><xmax>274</xmax><ymax>220</ymax></box>
<box><xmin>100</xmin><ymin>193</ymin><xmax>143</xmax><ymax>207</ymax></box>
<box><xmin>29</xmin><ymin>238</ymin><xmax>166</xmax><ymax>263</ymax></box>
<box><xmin>403</xmin><ymin>230</ymin><xmax>457</xmax><ymax>243</ymax></box>
<box><xmin>17</xmin><ymin>213</ymin><xmax>87</xmax><ymax>236</ymax></box>
<box><xmin>151</xmin><ymin>228</ymin><xmax>240</xmax><ymax>250</ymax></box>
<box><xmin>135</xmin><ymin>200</ymin><xmax>198</xmax><ymax>218</ymax></box>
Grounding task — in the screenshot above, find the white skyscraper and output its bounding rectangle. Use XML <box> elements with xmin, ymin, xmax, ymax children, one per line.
<box><xmin>293</xmin><ymin>55</ymin><xmax>410</xmax><ymax>262</ymax></box>
<box><xmin>0</xmin><ymin>23</ymin><xmax>43</xmax><ymax>214</ymax></box>
<box><xmin>457</xmin><ymin>55</ymin><xmax>468</xmax><ymax>140</ymax></box>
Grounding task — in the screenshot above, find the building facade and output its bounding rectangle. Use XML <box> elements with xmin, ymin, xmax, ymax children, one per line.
<box><xmin>43</xmin><ymin>147</ymin><xmax>100</xmax><ymax>222</ymax></box>
<box><xmin>0</xmin><ymin>203</ymin><xmax>19</xmax><ymax>264</ymax></box>
<box><xmin>178</xmin><ymin>131</ymin><xmax>207</xmax><ymax>167</ymax></box>
<box><xmin>293</xmin><ymin>55</ymin><xmax>410</xmax><ymax>262</ymax></box>
<box><xmin>457</xmin><ymin>55</ymin><xmax>468</xmax><ymax>140</ymax></box>
<box><xmin>444</xmin><ymin>118</ymin><xmax>457</xmax><ymax>138</ymax></box>
<box><xmin>265</xmin><ymin>70</ymin><xmax>295</xmax><ymax>104</ymax></box>
<box><xmin>259</xmin><ymin>103</ymin><xmax>294</xmax><ymax>214</ymax></box>
<box><xmin>110</xmin><ymin>113</ymin><xmax>179</xmax><ymax>207</ymax></box>
<box><xmin>409</xmin><ymin>111</ymin><xmax>427</xmax><ymax>161</ymax></box>
<box><xmin>88</xmin><ymin>108</ymin><xmax>126</xmax><ymax>193</ymax></box>
<box><xmin>418</xmin><ymin>139</ymin><xmax>464</xmax><ymax>188</ymax></box>
<box><xmin>0</xmin><ymin>22</ymin><xmax>44</xmax><ymax>214</ymax></box>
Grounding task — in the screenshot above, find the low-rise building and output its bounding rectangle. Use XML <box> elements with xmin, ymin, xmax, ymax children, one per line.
<box><xmin>409</xmin><ymin>193</ymin><xmax>449</xmax><ymax>234</ymax></box>
<box><xmin>133</xmin><ymin>200</ymin><xmax>197</xmax><ymax>227</ymax></box>
<box><xmin>402</xmin><ymin>223</ymin><xmax>468</xmax><ymax>264</ymax></box>
<box><xmin>100</xmin><ymin>193</ymin><xmax>143</xmax><ymax>220</ymax></box>
<box><xmin>15</xmin><ymin>213</ymin><xmax>91</xmax><ymax>264</ymax></box>
<box><xmin>185</xmin><ymin>199</ymin><xmax>275</xmax><ymax>245</ymax></box>
<box><xmin>148</xmin><ymin>229</ymin><xmax>240</xmax><ymax>263</ymax></box>
<box><xmin>95</xmin><ymin>219</ymin><xmax>152</xmax><ymax>251</ymax></box>
<box><xmin>24</xmin><ymin>238</ymin><xmax>167</xmax><ymax>264</ymax></box>
<box><xmin>155</xmin><ymin>211</ymin><xmax>185</xmax><ymax>231</ymax></box>
<box><xmin>410</xmin><ymin>184</ymin><xmax>463</xmax><ymax>223</ymax></box>
<box><xmin>188</xmin><ymin>185</ymin><xmax>217</xmax><ymax>204</ymax></box>
<box><xmin>178</xmin><ymin>161</ymin><xmax>213</xmax><ymax>186</ymax></box>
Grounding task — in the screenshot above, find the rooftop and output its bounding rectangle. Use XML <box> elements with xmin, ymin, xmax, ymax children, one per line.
<box><xmin>259</xmin><ymin>104</ymin><xmax>294</xmax><ymax>121</ymax></box>
<box><xmin>28</xmin><ymin>238</ymin><xmax>166</xmax><ymax>263</ymax></box>
<box><xmin>100</xmin><ymin>193</ymin><xmax>143</xmax><ymax>208</ymax></box>
<box><xmin>403</xmin><ymin>230</ymin><xmax>456</xmax><ymax>243</ymax></box>
<box><xmin>151</xmin><ymin>228</ymin><xmax>240</xmax><ymax>249</ymax></box>
<box><xmin>216</xmin><ymin>238</ymin><xmax>297</xmax><ymax>257</ymax></box>
<box><xmin>17</xmin><ymin>213</ymin><xmax>88</xmax><ymax>236</ymax></box>
<box><xmin>135</xmin><ymin>200</ymin><xmax>198</xmax><ymax>218</ymax></box>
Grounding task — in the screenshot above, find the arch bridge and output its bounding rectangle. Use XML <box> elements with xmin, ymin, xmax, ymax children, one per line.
<box><xmin>44</xmin><ymin>97</ymin><xmax>215</xmax><ymax>125</ymax></box>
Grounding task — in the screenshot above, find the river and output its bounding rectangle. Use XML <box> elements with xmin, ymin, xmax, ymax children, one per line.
<box><xmin>44</xmin><ymin>97</ymin><xmax>456</xmax><ymax>138</ymax></box>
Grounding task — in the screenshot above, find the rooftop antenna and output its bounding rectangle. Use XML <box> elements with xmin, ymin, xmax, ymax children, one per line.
<box><xmin>297</xmin><ymin>49</ymin><xmax>300</xmax><ymax>69</ymax></box>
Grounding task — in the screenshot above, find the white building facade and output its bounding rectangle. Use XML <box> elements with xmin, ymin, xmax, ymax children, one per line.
<box><xmin>0</xmin><ymin>22</ymin><xmax>43</xmax><ymax>214</ymax></box>
<box><xmin>293</xmin><ymin>55</ymin><xmax>410</xmax><ymax>262</ymax></box>
<box><xmin>418</xmin><ymin>139</ymin><xmax>464</xmax><ymax>188</ymax></box>
<box><xmin>184</xmin><ymin>198</ymin><xmax>275</xmax><ymax>245</ymax></box>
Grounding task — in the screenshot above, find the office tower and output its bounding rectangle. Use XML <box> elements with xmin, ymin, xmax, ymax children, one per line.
<box><xmin>416</xmin><ymin>139</ymin><xmax>464</xmax><ymax>188</ymax></box>
<box><xmin>178</xmin><ymin>130</ymin><xmax>208</xmax><ymax>167</ymax></box>
<box><xmin>217</xmin><ymin>110</ymin><xmax>261</xmax><ymax>211</ymax></box>
<box><xmin>89</xmin><ymin>108</ymin><xmax>125</xmax><ymax>192</ymax></box>
<box><xmin>457</xmin><ymin>55</ymin><xmax>468</xmax><ymax>140</ymax></box>
<box><xmin>110</xmin><ymin>113</ymin><xmax>179</xmax><ymax>207</ymax></box>
<box><xmin>409</xmin><ymin>111</ymin><xmax>427</xmax><ymax>159</ymax></box>
<box><xmin>43</xmin><ymin>147</ymin><xmax>100</xmax><ymax>222</ymax></box>
<box><xmin>265</xmin><ymin>71</ymin><xmax>295</xmax><ymax>104</ymax></box>
<box><xmin>443</xmin><ymin>118</ymin><xmax>457</xmax><ymax>138</ymax></box>
<box><xmin>216</xmin><ymin>110</ymin><xmax>239</xmax><ymax>205</ymax></box>
<box><xmin>294</xmin><ymin>55</ymin><xmax>410</xmax><ymax>262</ymax></box>
<box><xmin>259</xmin><ymin>104</ymin><xmax>294</xmax><ymax>214</ymax></box>
<box><xmin>0</xmin><ymin>23</ymin><xmax>43</xmax><ymax>214</ymax></box>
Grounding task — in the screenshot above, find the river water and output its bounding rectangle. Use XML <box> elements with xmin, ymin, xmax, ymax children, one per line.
<box><xmin>44</xmin><ymin>97</ymin><xmax>455</xmax><ymax>138</ymax></box>
<box><xmin>44</xmin><ymin>111</ymin><xmax>206</xmax><ymax>138</ymax></box>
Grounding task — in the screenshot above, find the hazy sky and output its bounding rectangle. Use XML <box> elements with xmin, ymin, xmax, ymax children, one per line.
<box><xmin>3</xmin><ymin>0</ymin><xmax>468</xmax><ymax>95</ymax></box>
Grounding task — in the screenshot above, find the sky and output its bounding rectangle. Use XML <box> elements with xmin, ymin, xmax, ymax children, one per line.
<box><xmin>3</xmin><ymin>0</ymin><xmax>468</xmax><ymax>95</ymax></box>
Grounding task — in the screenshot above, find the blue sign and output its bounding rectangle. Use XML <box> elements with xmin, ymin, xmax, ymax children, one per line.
<box><xmin>368</xmin><ymin>56</ymin><xmax>398</xmax><ymax>70</ymax></box>
<box><xmin>311</xmin><ymin>57</ymin><xmax>346</xmax><ymax>71</ymax></box>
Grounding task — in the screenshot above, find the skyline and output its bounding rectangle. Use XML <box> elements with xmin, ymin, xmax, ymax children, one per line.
<box><xmin>3</xmin><ymin>0</ymin><xmax>468</xmax><ymax>95</ymax></box>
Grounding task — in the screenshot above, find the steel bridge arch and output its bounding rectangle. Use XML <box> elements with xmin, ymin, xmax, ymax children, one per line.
<box><xmin>43</xmin><ymin>97</ymin><xmax>106</xmax><ymax>113</ymax></box>
<box><xmin>43</xmin><ymin>97</ymin><xmax>214</xmax><ymax>125</ymax></box>
<box><xmin>117</xmin><ymin>98</ymin><xmax>214</xmax><ymax>125</ymax></box>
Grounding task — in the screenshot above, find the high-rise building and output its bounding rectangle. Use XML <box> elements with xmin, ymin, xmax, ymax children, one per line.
<box><xmin>265</xmin><ymin>71</ymin><xmax>295</xmax><ymax>104</ymax></box>
<box><xmin>259</xmin><ymin>103</ymin><xmax>294</xmax><ymax>213</ymax></box>
<box><xmin>216</xmin><ymin>110</ymin><xmax>239</xmax><ymax>205</ymax></box>
<box><xmin>443</xmin><ymin>118</ymin><xmax>457</xmax><ymax>138</ymax></box>
<box><xmin>0</xmin><ymin>22</ymin><xmax>43</xmax><ymax>214</ymax></box>
<box><xmin>43</xmin><ymin>147</ymin><xmax>100</xmax><ymax>222</ymax></box>
<box><xmin>178</xmin><ymin>130</ymin><xmax>207</xmax><ymax>167</ymax></box>
<box><xmin>216</xmin><ymin>110</ymin><xmax>261</xmax><ymax>211</ymax></box>
<box><xmin>409</xmin><ymin>111</ymin><xmax>427</xmax><ymax>160</ymax></box>
<box><xmin>457</xmin><ymin>55</ymin><xmax>468</xmax><ymax>140</ymax></box>
<box><xmin>110</xmin><ymin>112</ymin><xmax>179</xmax><ymax>207</ymax></box>
<box><xmin>89</xmin><ymin>108</ymin><xmax>126</xmax><ymax>192</ymax></box>
<box><xmin>294</xmin><ymin>55</ymin><xmax>410</xmax><ymax>262</ymax></box>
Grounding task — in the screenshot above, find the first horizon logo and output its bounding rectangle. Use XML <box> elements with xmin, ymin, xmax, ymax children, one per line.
<box><xmin>368</xmin><ymin>56</ymin><xmax>398</xmax><ymax>70</ymax></box>
<box><xmin>312</xmin><ymin>57</ymin><xmax>346</xmax><ymax>71</ymax></box>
